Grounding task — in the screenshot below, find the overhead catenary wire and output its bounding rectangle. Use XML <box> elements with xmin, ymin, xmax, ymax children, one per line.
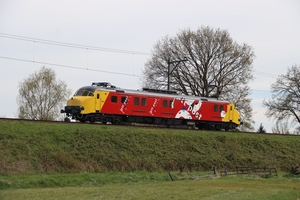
<box><xmin>0</xmin><ymin>32</ymin><xmax>147</xmax><ymax>78</ymax></box>
<box><xmin>253</xmin><ymin>70</ymin><xmax>278</xmax><ymax>78</ymax></box>
<box><xmin>0</xmin><ymin>32</ymin><xmax>279</xmax><ymax>78</ymax></box>
<box><xmin>2</xmin><ymin>55</ymin><xmax>275</xmax><ymax>95</ymax></box>
<box><xmin>0</xmin><ymin>55</ymin><xmax>143</xmax><ymax>77</ymax></box>
<box><xmin>0</xmin><ymin>32</ymin><xmax>279</xmax><ymax>93</ymax></box>
<box><xmin>0</xmin><ymin>32</ymin><xmax>151</xmax><ymax>55</ymax></box>
<box><xmin>0</xmin><ymin>55</ymin><xmax>271</xmax><ymax>93</ymax></box>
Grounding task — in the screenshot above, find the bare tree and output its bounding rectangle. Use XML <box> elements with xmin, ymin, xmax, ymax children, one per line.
<box><xmin>292</xmin><ymin>126</ymin><xmax>300</xmax><ymax>135</ymax></box>
<box><xmin>17</xmin><ymin>66</ymin><xmax>71</xmax><ymax>120</ymax></box>
<box><xmin>142</xmin><ymin>26</ymin><xmax>255</xmax><ymax>130</ymax></box>
<box><xmin>272</xmin><ymin>121</ymin><xmax>291</xmax><ymax>134</ymax></box>
<box><xmin>263</xmin><ymin>65</ymin><xmax>300</xmax><ymax>131</ymax></box>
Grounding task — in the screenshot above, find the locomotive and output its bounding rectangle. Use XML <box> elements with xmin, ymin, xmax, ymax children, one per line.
<box><xmin>61</xmin><ymin>82</ymin><xmax>242</xmax><ymax>130</ymax></box>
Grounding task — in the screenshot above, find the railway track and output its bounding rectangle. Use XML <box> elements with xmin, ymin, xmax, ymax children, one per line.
<box><xmin>1</xmin><ymin>117</ymin><xmax>299</xmax><ymax>136</ymax></box>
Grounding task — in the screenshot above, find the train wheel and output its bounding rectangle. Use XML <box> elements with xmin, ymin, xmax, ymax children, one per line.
<box><xmin>197</xmin><ymin>124</ymin><xmax>205</xmax><ymax>130</ymax></box>
<box><xmin>78</xmin><ymin>114</ymin><xmax>87</xmax><ymax>123</ymax></box>
<box><xmin>89</xmin><ymin>117</ymin><xmax>95</xmax><ymax>124</ymax></box>
<box><xmin>64</xmin><ymin>117</ymin><xmax>71</xmax><ymax>122</ymax></box>
<box><xmin>206</xmin><ymin>124</ymin><xmax>212</xmax><ymax>130</ymax></box>
<box><xmin>112</xmin><ymin>118</ymin><xmax>120</xmax><ymax>125</ymax></box>
<box><xmin>215</xmin><ymin>124</ymin><xmax>221</xmax><ymax>131</ymax></box>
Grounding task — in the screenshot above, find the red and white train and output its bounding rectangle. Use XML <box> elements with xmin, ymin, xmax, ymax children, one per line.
<box><xmin>61</xmin><ymin>82</ymin><xmax>242</xmax><ymax>130</ymax></box>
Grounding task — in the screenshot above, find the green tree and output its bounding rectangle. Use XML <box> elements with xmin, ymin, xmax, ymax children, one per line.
<box><xmin>17</xmin><ymin>66</ymin><xmax>71</xmax><ymax>120</ymax></box>
<box><xmin>263</xmin><ymin>65</ymin><xmax>300</xmax><ymax>132</ymax></box>
<box><xmin>142</xmin><ymin>26</ymin><xmax>255</xmax><ymax>131</ymax></box>
<box><xmin>257</xmin><ymin>123</ymin><xmax>266</xmax><ymax>133</ymax></box>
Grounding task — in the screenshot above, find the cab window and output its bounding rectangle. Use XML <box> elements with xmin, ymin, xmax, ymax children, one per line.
<box><xmin>74</xmin><ymin>89</ymin><xmax>94</xmax><ymax>96</ymax></box>
<box><xmin>74</xmin><ymin>89</ymin><xmax>84</xmax><ymax>96</ymax></box>
<box><xmin>82</xmin><ymin>90</ymin><xmax>89</xmax><ymax>96</ymax></box>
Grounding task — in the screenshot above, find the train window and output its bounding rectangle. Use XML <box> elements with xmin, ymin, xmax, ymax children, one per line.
<box><xmin>74</xmin><ymin>89</ymin><xmax>83</xmax><ymax>96</ymax></box>
<box><xmin>134</xmin><ymin>97</ymin><xmax>139</xmax><ymax>105</ymax></box>
<box><xmin>169</xmin><ymin>100</ymin><xmax>173</xmax><ymax>108</ymax></box>
<box><xmin>74</xmin><ymin>87</ymin><xmax>96</xmax><ymax>96</ymax></box>
<box><xmin>220</xmin><ymin>105</ymin><xmax>224</xmax><ymax>112</ymax></box>
<box><xmin>88</xmin><ymin>92</ymin><xmax>94</xmax><ymax>96</ymax></box>
<box><xmin>74</xmin><ymin>90</ymin><xmax>94</xmax><ymax>96</ymax></box>
<box><xmin>162</xmin><ymin>100</ymin><xmax>167</xmax><ymax>108</ymax></box>
<box><xmin>230</xmin><ymin>106</ymin><xmax>232</xmax><ymax>110</ymax></box>
<box><xmin>121</xmin><ymin>96</ymin><xmax>127</xmax><ymax>104</ymax></box>
<box><xmin>111</xmin><ymin>96</ymin><xmax>117</xmax><ymax>103</ymax></box>
<box><xmin>82</xmin><ymin>90</ymin><xmax>89</xmax><ymax>96</ymax></box>
<box><xmin>142</xmin><ymin>98</ymin><xmax>146</xmax><ymax>106</ymax></box>
<box><xmin>214</xmin><ymin>105</ymin><xmax>218</xmax><ymax>112</ymax></box>
<box><xmin>97</xmin><ymin>94</ymin><xmax>99</xmax><ymax>99</ymax></box>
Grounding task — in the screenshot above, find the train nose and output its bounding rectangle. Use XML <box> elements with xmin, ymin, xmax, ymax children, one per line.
<box><xmin>61</xmin><ymin>96</ymin><xmax>86</xmax><ymax>116</ymax></box>
<box><xmin>64</xmin><ymin>106</ymin><xmax>84</xmax><ymax>115</ymax></box>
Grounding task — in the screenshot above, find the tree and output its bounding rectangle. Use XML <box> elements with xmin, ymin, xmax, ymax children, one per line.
<box><xmin>17</xmin><ymin>66</ymin><xmax>71</xmax><ymax>120</ymax></box>
<box><xmin>142</xmin><ymin>26</ymin><xmax>255</xmax><ymax>130</ymax></box>
<box><xmin>263</xmin><ymin>65</ymin><xmax>300</xmax><ymax>131</ymax></box>
<box><xmin>257</xmin><ymin>123</ymin><xmax>266</xmax><ymax>133</ymax></box>
<box><xmin>271</xmin><ymin>121</ymin><xmax>290</xmax><ymax>134</ymax></box>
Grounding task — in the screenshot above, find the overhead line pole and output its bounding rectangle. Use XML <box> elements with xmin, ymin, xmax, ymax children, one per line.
<box><xmin>167</xmin><ymin>57</ymin><xmax>188</xmax><ymax>91</ymax></box>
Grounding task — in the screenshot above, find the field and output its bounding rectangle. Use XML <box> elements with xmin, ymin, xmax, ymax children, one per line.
<box><xmin>1</xmin><ymin>172</ymin><xmax>300</xmax><ymax>199</ymax></box>
<box><xmin>0</xmin><ymin>119</ymin><xmax>300</xmax><ymax>199</ymax></box>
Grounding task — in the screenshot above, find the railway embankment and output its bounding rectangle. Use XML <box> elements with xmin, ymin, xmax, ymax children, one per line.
<box><xmin>1</xmin><ymin>119</ymin><xmax>300</xmax><ymax>174</ymax></box>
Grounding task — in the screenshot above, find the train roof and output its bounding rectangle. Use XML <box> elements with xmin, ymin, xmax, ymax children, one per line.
<box><xmin>76</xmin><ymin>82</ymin><xmax>229</xmax><ymax>103</ymax></box>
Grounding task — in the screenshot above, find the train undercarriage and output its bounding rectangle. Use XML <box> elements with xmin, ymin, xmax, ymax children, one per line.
<box><xmin>64</xmin><ymin>113</ymin><xmax>237</xmax><ymax>131</ymax></box>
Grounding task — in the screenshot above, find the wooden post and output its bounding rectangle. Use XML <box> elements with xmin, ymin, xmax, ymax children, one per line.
<box><xmin>168</xmin><ymin>172</ymin><xmax>174</xmax><ymax>181</ymax></box>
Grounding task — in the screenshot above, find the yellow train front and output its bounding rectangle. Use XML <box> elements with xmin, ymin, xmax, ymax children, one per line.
<box><xmin>61</xmin><ymin>82</ymin><xmax>114</xmax><ymax>123</ymax></box>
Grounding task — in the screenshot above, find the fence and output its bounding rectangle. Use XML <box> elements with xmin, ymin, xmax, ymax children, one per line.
<box><xmin>221</xmin><ymin>166</ymin><xmax>278</xmax><ymax>177</ymax></box>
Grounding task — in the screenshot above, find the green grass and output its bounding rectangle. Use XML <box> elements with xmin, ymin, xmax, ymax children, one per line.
<box><xmin>1</xmin><ymin>120</ymin><xmax>300</xmax><ymax>174</ymax></box>
<box><xmin>0</xmin><ymin>172</ymin><xmax>300</xmax><ymax>200</ymax></box>
<box><xmin>1</xmin><ymin>119</ymin><xmax>300</xmax><ymax>199</ymax></box>
<box><xmin>0</xmin><ymin>171</ymin><xmax>172</xmax><ymax>189</ymax></box>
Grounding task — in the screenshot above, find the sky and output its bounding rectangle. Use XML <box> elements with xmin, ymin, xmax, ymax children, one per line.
<box><xmin>1</xmin><ymin>0</ymin><xmax>299</xmax><ymax>132</ymax></box>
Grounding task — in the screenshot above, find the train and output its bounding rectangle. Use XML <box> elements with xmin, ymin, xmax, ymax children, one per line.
<box><xmin>61</xmin><ymin>82</ymin><xmax>242</xmax><ymax>130</ymax></box>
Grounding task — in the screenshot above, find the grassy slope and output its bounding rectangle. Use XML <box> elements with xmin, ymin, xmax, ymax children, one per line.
<box><xmin>1</xmin><ymin>120</ymin><xmax>300</xmax><ymax>174</ymax></box>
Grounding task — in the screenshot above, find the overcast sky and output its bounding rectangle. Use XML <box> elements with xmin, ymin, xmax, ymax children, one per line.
<box><xmin>1</xmin><ymin>0</ymin><xmax>299</xmax><ymax>132</ymax></box>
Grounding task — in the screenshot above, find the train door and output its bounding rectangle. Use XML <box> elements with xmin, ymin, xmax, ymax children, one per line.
<box><xmin>212</xmin><ymin>103</ymin><xmax>226</xmax><ymax>122</ymax></box>
<box><xmin>228</xmin><ymin>104</ymin><xmax>234</xmax><ymax>121</ymax></box>
<box><xmin>220</xmin><ymin>103</ymin><xmax>234</xmax><ymax>123</ymax></box>
<box><xmin>94</xmin><ymin>93</ymin><xmax>100</xmax><ymax>113</ymax></box>
<box><xmin>97</xmin><ymin>91</ymin><xmax>110</xmax><ymax>113</ymax></box>
<box><xmin>161</xmin><ymin>98</ymin><xmax>175</xmax><ymax>118</ymax></box>
<box><xmin>132</xmin><ymin>96</ymin><xmax>147</xmax><ymax>116</ymax></box>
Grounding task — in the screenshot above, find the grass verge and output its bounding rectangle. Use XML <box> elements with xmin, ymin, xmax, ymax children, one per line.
<box><xmin>0</xmin><ymin>172</ymin><xmax>300</xmax><ymax>200</ymax></box>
